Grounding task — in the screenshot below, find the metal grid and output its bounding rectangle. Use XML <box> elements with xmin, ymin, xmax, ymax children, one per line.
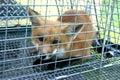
<box><xmin>0</xmin><ymin>0</ymin><xmax>120</xmax><ymax>80</ymax></box>
<box><xmin>0</xmin><ymin>0</ymin><xmax>27</xmax><ymax>20</ymax></box>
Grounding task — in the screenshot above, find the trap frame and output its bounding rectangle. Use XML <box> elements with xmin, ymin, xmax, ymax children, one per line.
<box><xmin>0</xmin><ymin>0</ymin><xmax>120</xmax><ymax>80</ymax></box>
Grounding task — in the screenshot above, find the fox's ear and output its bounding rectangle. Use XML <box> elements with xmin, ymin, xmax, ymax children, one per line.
<box><xmin>27</xmin><ymin>7</ymin><xmax>41</xmax><ymax>26</ymax></box>
<box><xmin>62</xmin><ymin>23</ymin><xmax>83</xmax><ymax>39</ymax></box>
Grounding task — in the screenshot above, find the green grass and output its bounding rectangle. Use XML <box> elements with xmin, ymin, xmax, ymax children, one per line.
<box><xmin>100</xmin><ymin>0</ymin><xmax>120</xmax><ymax>44</ymax></box>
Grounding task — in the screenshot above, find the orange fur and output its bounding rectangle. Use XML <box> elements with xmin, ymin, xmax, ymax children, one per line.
<box><xmin>27</xmin><ymin>8</ymin><xmax>97</xmax><ymax>60</ymax></box>
<box><xmin>57</xmin><ymin>9</ymin><xmax>97</xmax><ymax>59</ymax></box>
<box><xmin>57</xmin><ymin>9</ymin><xmax>92</xmax><ymax>23</ymax></box>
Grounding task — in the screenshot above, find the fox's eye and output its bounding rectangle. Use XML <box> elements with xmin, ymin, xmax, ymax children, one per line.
<box><xmin>52</xmin><ymin>40</ymin><xmax>61</xmax><ymax>44</ymax></box>
<box><xmin>38</xmin><ymin>36</ymin><xmax>44</xmax><ymax>42</ymax></box>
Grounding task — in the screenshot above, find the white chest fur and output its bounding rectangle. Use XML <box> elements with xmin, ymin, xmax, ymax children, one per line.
<box><xmin>52</xmin><ymin>48</ymin><xmax>66</xmax><ymax>59</ymax></box>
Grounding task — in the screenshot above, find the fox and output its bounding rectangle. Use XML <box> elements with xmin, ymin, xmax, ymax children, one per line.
<box><xmin>27</xmin><ymin>7</ymin><xmax>97</xmax><ymax>61</ymax></box>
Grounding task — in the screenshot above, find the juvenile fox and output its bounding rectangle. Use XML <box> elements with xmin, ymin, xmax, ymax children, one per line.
<box><xmin>27</xmin><ymin>8</ymin><xmax>97</xmax><ymax>60</ymax></box>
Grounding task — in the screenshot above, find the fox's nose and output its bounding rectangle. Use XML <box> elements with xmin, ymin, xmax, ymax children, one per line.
<box><xmin>39</xmin><ymin>53</ymin><xmax>46</xmax><ymax>59</ymax></box>
<box><xmin>40</xmin><ymin>53</ymin><xmax>53</xmax><ymax>60</ymax></box>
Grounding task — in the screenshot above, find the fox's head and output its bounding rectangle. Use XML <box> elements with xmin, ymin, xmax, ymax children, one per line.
<box><xmin>27</xmin><ymin>8</ymin><xmax>96</xmax><ymax>59</ymax></box>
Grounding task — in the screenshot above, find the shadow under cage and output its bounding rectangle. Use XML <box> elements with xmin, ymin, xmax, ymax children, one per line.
<box><xmin>0</xmin><ymin>0</ymin><xmax>120</xmax><ymax>80</ymax></box>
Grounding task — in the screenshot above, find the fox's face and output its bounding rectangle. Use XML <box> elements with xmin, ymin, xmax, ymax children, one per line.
<box><xmin>32</xmin><ymin>25</ymin><xmax>74</xmax><ymax>59</ymax></box>
<box><xmin>27</xmin><ymin>8</ymin><xmax>97</xmax><ymax>60</ymax></box>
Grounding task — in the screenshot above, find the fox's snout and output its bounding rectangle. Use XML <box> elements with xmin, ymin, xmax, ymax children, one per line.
<box><xmin>43</xmin><ymin>48</ymin><xmax>66</xmax><ymax>59</ymax></box>
<box><xmin>34</xmin><ymin>47</ymin><xmax>66</xmax><ymax>59</ymax></box>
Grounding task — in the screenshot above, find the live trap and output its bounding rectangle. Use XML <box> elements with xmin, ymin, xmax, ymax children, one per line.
<box><xmin>0</xmin><ymin>0</ymin><xmax>120</xmax><ymax>80</ymax></box>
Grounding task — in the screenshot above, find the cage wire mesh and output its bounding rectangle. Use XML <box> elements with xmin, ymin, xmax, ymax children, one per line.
<box><xmin>0</xmin><ymin>0</ymin><xmax>120</xmax><ymax>80</ymax></box>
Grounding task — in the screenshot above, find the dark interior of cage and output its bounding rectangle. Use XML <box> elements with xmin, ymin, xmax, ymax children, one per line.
<box><xmin>0</xmin><ymin>0</ymin><xmax>120</xmax><ymax>79</ymax></box>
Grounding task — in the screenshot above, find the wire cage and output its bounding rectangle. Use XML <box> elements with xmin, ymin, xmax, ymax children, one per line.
<box><xmin>0</xmin><ymin>0</ymin><xmax>120</xmax><ymax>80</ymax></box>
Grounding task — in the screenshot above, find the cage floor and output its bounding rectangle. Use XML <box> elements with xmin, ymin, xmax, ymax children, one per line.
<box><xmin>0</xmin><ymin>27</ymin><xmax>120</xmax><ymax>80</ymax></box>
